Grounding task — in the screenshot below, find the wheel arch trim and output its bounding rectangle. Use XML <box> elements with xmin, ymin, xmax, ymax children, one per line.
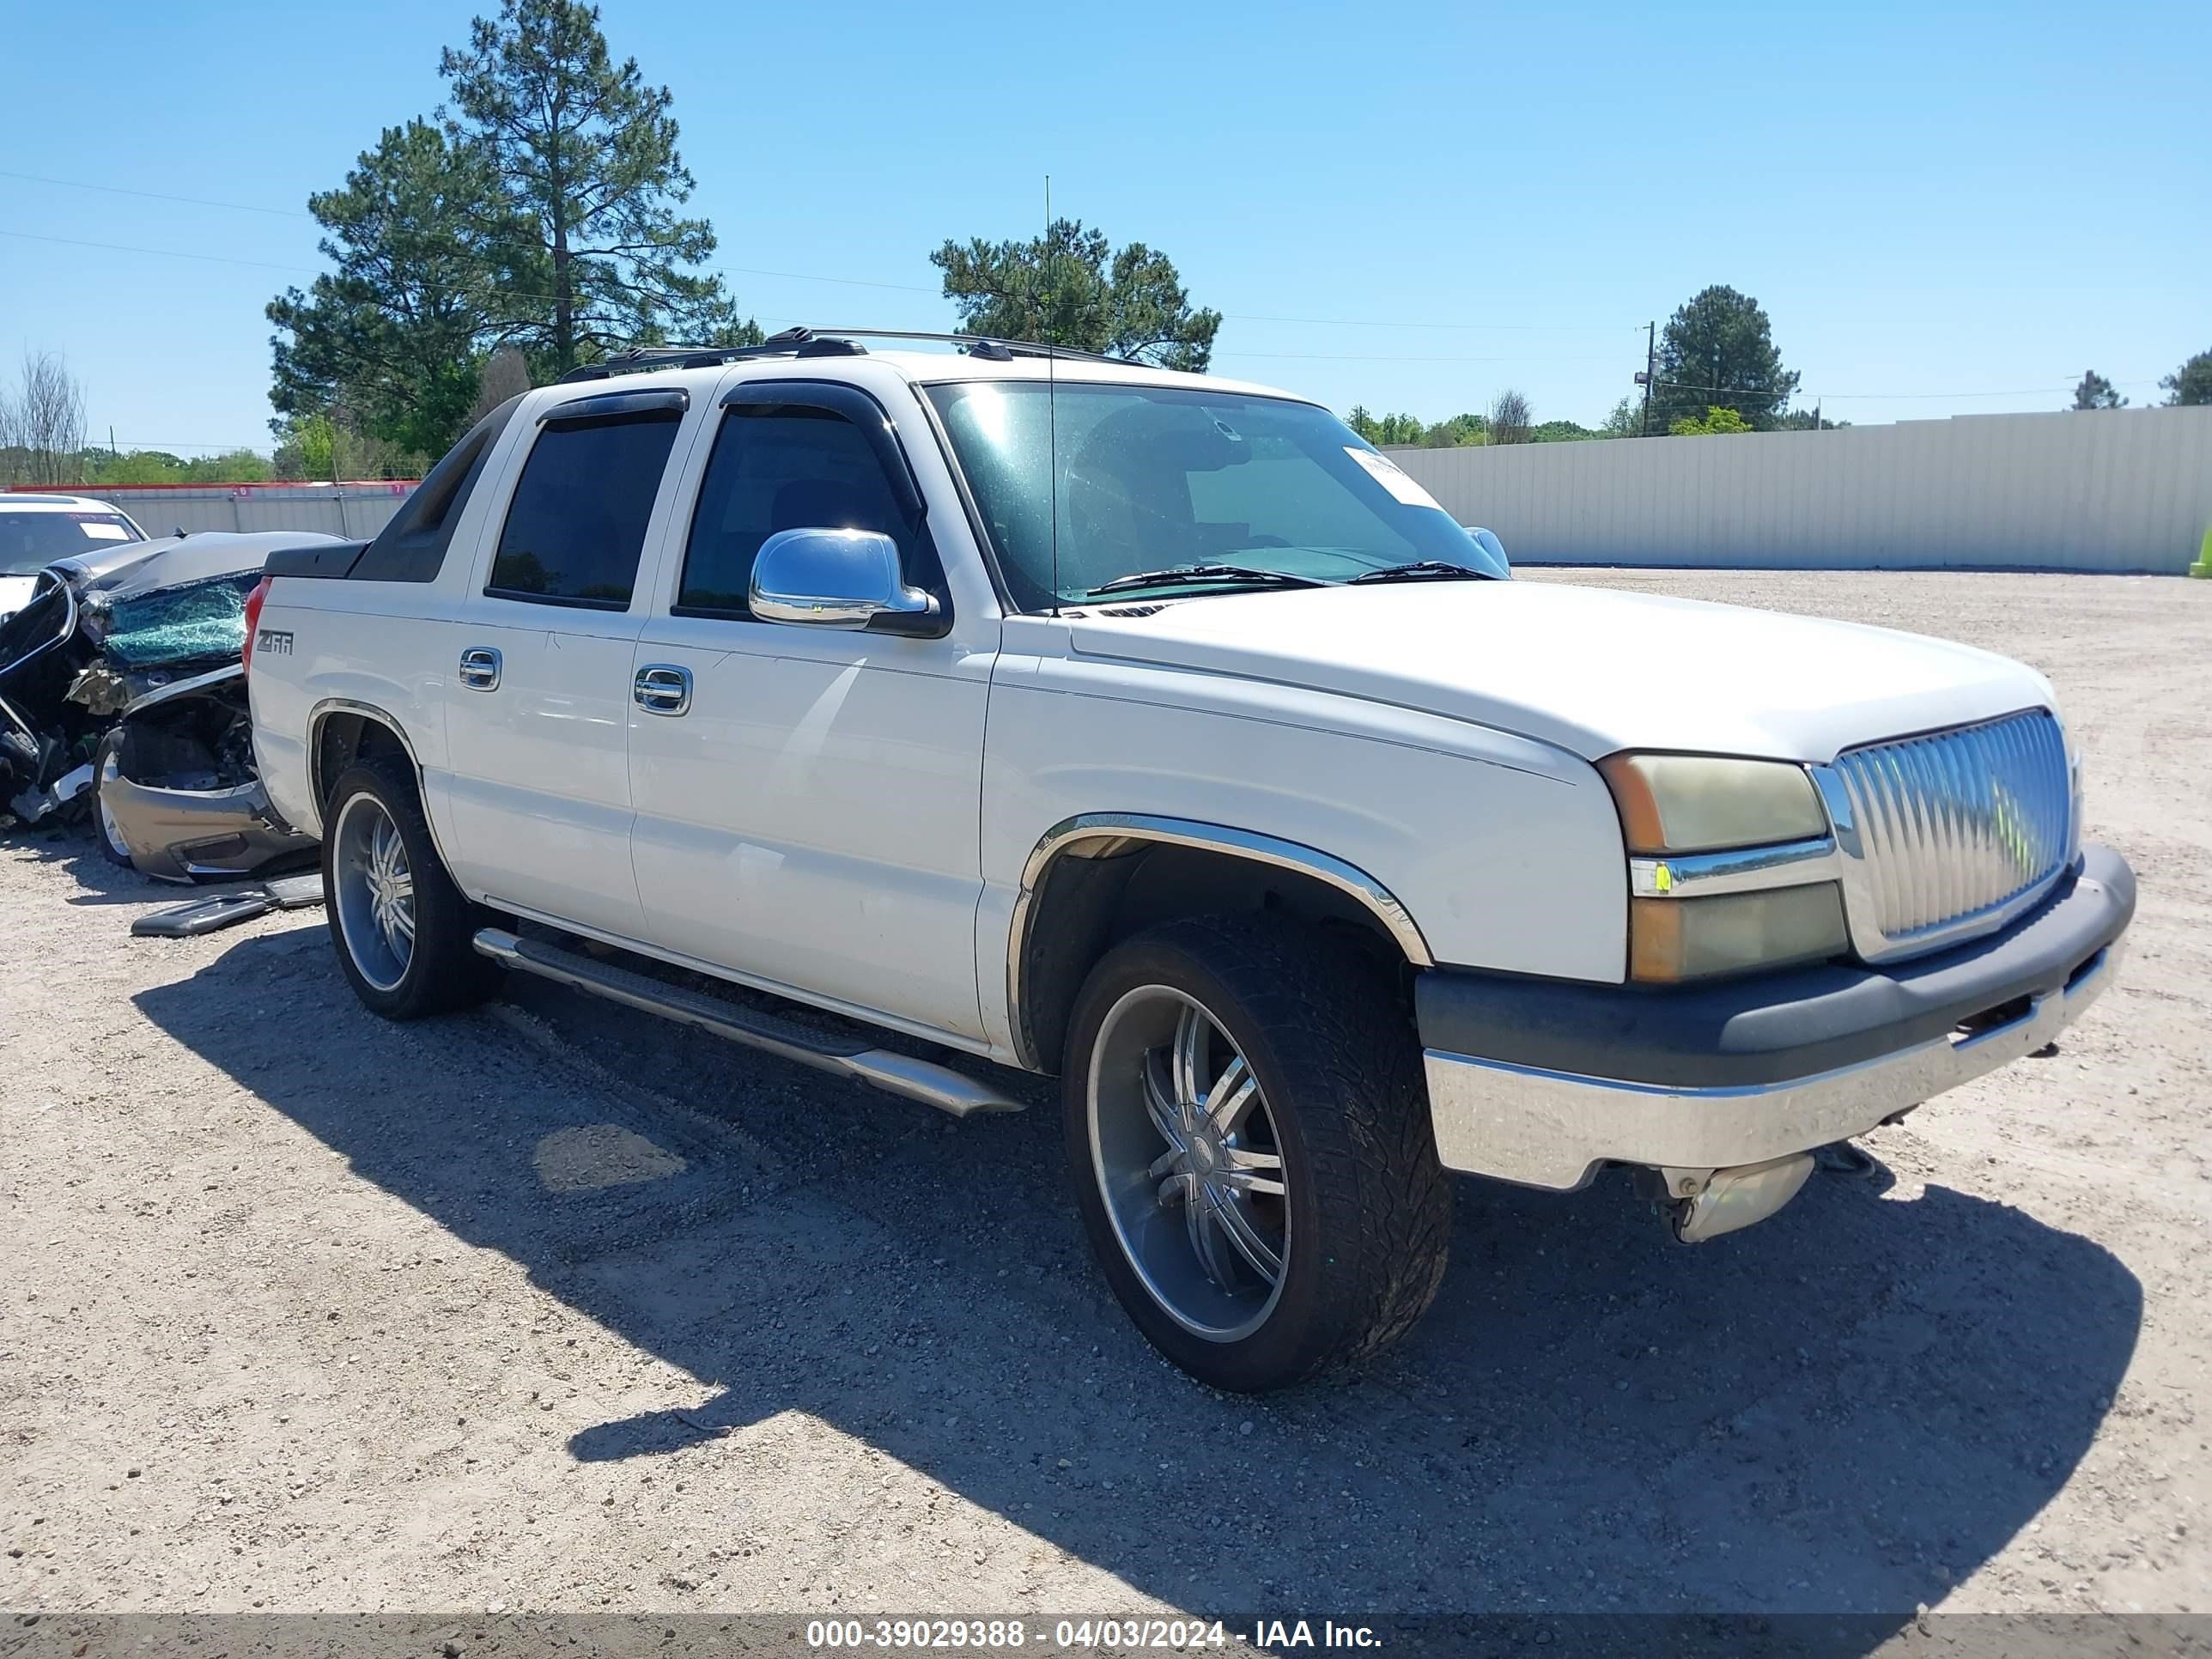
<box><xmin>304</xmin><ymin>696</ymin><xmax>456</xmax><ymax>873</ymax></box>
<box><xmin>1005</xmin><ymin>812</ymin><xmax>1436</xmax><ymax>1071</ymax></box>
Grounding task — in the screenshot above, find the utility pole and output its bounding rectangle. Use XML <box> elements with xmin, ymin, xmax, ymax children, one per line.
<box><xmin>1638</xmin><ymin>320</ymin><xmax>1656</xmax><ymax>435</ymax></box>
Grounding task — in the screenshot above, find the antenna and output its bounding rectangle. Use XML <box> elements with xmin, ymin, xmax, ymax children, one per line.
<box><xmin>1045</xmin><ymin>173</ymin><xmax>1060</xmax><ymax>618</ymax></box>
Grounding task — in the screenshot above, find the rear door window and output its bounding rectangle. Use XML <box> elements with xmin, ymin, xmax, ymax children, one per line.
<box><xmin>487</xmin><ymin>410</ymin><xmax>683</xmax><ymax>608</ymax></box>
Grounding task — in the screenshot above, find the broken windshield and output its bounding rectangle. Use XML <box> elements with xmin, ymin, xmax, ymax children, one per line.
<box><xmin>93</xmin><ymin>572</ymin><xmax>257</xmax><ymax>669</ymax></box>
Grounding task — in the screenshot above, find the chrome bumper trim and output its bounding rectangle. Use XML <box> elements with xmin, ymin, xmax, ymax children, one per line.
<box><xmin>1424</xmin><ymin>940</ymin><xmax>2121</xmax><ymax>1191</ymax></box>
<box><xmin>1629</xmin><ymin>836</ymin><xmax>1838</xmax><ymax>900</ymax></box>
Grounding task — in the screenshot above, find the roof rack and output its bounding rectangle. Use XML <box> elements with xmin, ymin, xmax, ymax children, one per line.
<box><xmin>556</xmin><ymin>329</ymin><xmax>860</xmax><ymax>382</ymax></box>
<box><xmin>815</xmin><ymin>328</ymin><xmax>1133</xmax><ymax>368</ymax></box>
<box><xmin>556</xmin><ymin>326</ymin><xmax>1134</xmax><ymax>382</ymax></box>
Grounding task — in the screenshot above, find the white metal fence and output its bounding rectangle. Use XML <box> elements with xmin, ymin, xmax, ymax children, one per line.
<box><xmin>33</xmin><ymin>482</ymin><xmax>418</xmax><ymax>541</ymax></box>
<box><xmin>28</xmin><ymin>405</ymin><xmax>2212</xmax><ymax>573</ymax></box>
<box><xmin>1389</xmin><ymin>405</ymin><xmax>2212</xmax><ymax>574</ymax></box>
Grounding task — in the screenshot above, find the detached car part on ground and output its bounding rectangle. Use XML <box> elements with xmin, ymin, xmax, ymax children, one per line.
<box><xmin>0</xmin><ymin>531</ymin><xmax>337</xmax><ymax>881</ymax></box>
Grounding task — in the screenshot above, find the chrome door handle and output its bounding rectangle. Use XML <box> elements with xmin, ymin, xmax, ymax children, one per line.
<box><xmin>458</xmin><ymin>647</ymin><xmax>502</xmax><ymax>690</ymax></box>
<box><xmin>634</xmin><ymin>663</ymin><xmax>693</xmax><ymax>716</ymax></box>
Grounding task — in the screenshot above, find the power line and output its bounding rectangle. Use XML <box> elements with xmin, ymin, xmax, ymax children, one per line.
<box><xmin>107</xmin><ymin>439</ymin><xmax>277</xmax><ymax>451</ymax></box>
<box><xmin>2</xmin><ymin>167</ymin><xmax>945</xmax><ymax>296</ymax></box>
<box><xmin>1218</xmin><ymin>349</ymin><xmax>1628</xmax><ymax>364</ymax></box>
<box><xmin>2</xmin><ymin>221</ymin><xmax>1653</xmax><ymax>345</ymax></box>
<box><xmin>0</xmin><ymin>228</ymin><xmax>316</xmax><ymax>273</ymax></box>
<box><xmin>1818</xmin><ymin>380</ymin><xmax>2162</xmax><ymax>402</ymax></box>
<box><xmin>1650</xmin><ymin>375</ymin><xmax>2164</xmax><ymax>402</ymax></box>
<box><xmin>0</xmin><ymin>222</ymin><xmax>934</xmax><ymax>329</ymax></box>
<box><xmin>3</xmin><ymin>168</ymin><xmax>1647</xmax><ymax>333</ymax></box>
<box><xmin>0</xmin><ymin>167</ymin><xmax>312</xmax><ymax>219</ymax></box>
<box><xmin>0</xmin><ymin>230</ymin><xmax>836</xmax><ymax>335</ymax></box>
<box><xmin>8</xmin><ymin>178</ymin><xmax>2170</xmax><ymax>402</ymax></box>
<box><xmin>721</xmin><ymin>264</ymin><xmax>934</xmax><ymax>295</ymax></box>
<box><xmin>1223</xmin><ymin>310</ymin><xmax>1641</xmax><ymax>334</ymax></box>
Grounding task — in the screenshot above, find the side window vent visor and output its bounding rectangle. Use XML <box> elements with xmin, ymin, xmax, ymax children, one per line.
<box><xmin>718</xmin><ymin>380</ymin><xmax>927</xmax><ymax>530</ymax></box>
<box><xmin>540</xmin><ymin>387</ymin><xmax>690</xmax><ymax>429</ymax></box>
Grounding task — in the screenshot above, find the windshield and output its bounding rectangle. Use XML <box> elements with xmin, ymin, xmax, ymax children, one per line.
<box><xmin>92</xmin><ymin>572</ymin><xmax>258</xmax><ymax>668</ymax></box>
<box><xmin>925</xmin><ymin>382</ymin><xmax>1508</xmax><ymax>610</ymax></box>
<box><xmin>0</xmin><ymin>509</ymin><xmax>143</xmax><ymax>576</ymax></box>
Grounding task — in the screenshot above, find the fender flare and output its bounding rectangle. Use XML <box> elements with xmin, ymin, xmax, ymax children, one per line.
<box><xmin>304</xmin><ymin>696</ymin><xmax>457</xmax><ymax>872</ymax></box>
<box><xmin>1004</xmin><ymin>811</ymin><xmax>1435</xmax><ymax>1071</ymax></box>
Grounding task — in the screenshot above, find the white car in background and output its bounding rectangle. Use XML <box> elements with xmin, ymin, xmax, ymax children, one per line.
<box><xmin>0</xmin><ymin>495</ymin><xmax>147</xmax><ymax>618</ymax></box>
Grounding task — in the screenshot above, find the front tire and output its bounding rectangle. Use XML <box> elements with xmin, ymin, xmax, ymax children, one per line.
<box><xmin>91</xmin><ymin>729</ymin><xmax>137</xmax><ymax>869</ymax></box>
<box><xmin>323</xmin><ymin>755</ymin><xmax>498</xmax><ymax>1020</ymax></box>
<box><xmin>1062</xmin><ymin>915</ymin><xmax>1452</xmax><ymax>1391</ymax></box>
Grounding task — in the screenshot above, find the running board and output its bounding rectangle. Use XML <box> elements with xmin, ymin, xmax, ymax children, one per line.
<box><xmin>472</xmin><ymin>928</ymin><xmax>1024</xmax><ymax>1118</ymax></box>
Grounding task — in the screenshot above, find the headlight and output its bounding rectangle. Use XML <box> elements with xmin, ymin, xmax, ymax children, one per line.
<box><xmin>1599</xmin><ymin>751</ymin><xmax>1845</xmax><ymax>982</ymax></box>
<box><xmin>1595</xmin><ymin>753</ymin><xmax>1826</xmax><ymax>854</ymax></box>
<box><xmin>1628</xmin><ymin>884</ymin><xmax>1848</xmax><ymax>983</ymax></box>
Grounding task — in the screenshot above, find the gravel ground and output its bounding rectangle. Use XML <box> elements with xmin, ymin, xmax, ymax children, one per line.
<box><xmin>2</xmin><ymin>570</ymin><xmax>2207</xmax><ymax>1632</ymax></box>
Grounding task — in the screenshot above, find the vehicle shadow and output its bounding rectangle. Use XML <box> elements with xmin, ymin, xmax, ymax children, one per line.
<box><xmin>134</xmin><ymin>928</ymin><xmax>2142</xmax><ymax>1626</ymax></box>
<box><xmin>3</xmin><ymin>823</ymin><xmax>160</xmax><ymax>903</ymax></box>
<box><xmin>5</xmin><ymin>819</ymin><xmax>307</xmax><ymax>902</ymax></box>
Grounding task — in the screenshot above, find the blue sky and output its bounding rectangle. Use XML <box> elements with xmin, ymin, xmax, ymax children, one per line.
<box><xmin>2</xmin><ymin>0</ymin><xmax>2204</xmax><ymax>455</ymax></box>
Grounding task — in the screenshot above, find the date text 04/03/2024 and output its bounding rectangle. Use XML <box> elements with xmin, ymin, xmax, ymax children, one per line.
<box><xmin>803</xmin><ymin>1618</ymin><xmax>1383</xmax><ymax>1650</ymax></box>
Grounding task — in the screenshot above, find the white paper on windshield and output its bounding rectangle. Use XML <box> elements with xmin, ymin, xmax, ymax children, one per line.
<box><xmin>1344</xmin><ymin>446</ymin><xmax>1443</xmax><ymax>510</ymax></box>
<box><xmin>78</xmin><ymin>522</ymin><xmax>131</xmax><ymax>540</ymax></box>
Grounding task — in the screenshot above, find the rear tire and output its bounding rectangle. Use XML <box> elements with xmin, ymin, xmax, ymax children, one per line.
<box><xmin>323</xmin><ymin>754</ymin><xmax>498</xmax><ymax>1020</ymax></box>
<box><xmin>1062</xmin><ymin>915</ymin><xmax>1452</xmax><ymax>1392</ymax></box>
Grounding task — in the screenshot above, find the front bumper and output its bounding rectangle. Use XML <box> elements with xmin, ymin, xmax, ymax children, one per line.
<box><xmin>99</xmin><ymin>766</ymin><xmax>316</xmax><ymax>883</ymax></box>
<box><xmin>1419</xmin><ymin>844</ymin><xmax>2134</xmax><ymax>1190</ymax></box>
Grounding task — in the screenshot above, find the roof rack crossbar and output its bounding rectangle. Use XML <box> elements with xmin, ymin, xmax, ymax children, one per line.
<box><xmin>555</xmin><ymin>326</ymin><xmax>1141</xmax><ymax>382</ymax></box>
<box><xmin>556</xmin><ymin>329</ymin><xmax>856</xmax><ymax>382</ymax></box>
<box><xmin>816</xmin><ymin>328</ymin><xmax>1133</xmax><ymax>368</ymax></box>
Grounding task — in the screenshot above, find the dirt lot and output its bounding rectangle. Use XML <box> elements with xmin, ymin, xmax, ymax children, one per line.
<box><xmin>3</xmin><ymin>570</ymin><xmax>2208</xmax><ymax>1632</ymax></box>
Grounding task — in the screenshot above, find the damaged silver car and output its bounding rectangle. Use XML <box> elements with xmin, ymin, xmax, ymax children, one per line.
<box><xmin>0</xmin><ymin>530</ymin><xmax>338</xmax><ymax>879</ymax></box>
<box><xmin>91</xmin><ymin>664</ymin><xmax>318</xmax><ymax>880</ymax></box>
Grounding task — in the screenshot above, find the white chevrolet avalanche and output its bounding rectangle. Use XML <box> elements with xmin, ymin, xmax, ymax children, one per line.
<box><xmin>245</xmin><ymin>331</ymin><xmax>2133</xmax><ymax>1391</ymax></box>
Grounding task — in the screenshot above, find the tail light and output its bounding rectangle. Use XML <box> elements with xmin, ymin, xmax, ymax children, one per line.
<box><xmin>242</xmin><ymin>577</ymin><xmax>271</xmax><ymax>672</ymax></box>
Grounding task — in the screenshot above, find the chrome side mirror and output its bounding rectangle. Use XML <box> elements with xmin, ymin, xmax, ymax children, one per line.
<box><xmin>749</xmin><ymin>528</ymin><xmax>941</xmax><ymax>635</ymax></box>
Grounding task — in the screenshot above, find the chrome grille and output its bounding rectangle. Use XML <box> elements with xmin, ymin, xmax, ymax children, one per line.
<box><xmin>1829</xmin><ymin>709</ymin><xmax>2073</xmax><ymax>951</ymax></box>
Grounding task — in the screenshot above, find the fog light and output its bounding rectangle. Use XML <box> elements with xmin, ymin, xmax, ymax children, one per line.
<box><xmin>1630</xmin><ymin>882</ymin><xmax>1848</xmax><ymax>982</ymax></box>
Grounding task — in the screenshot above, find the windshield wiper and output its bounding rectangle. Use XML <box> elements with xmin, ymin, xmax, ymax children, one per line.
<box><xmin>1346</xmin><ymin>560</ymin><xmax>1499</xmax><ymax>585</ymax></box>
<box><xmin>1086</xmin><ymin>563</ymin><xmax>1328</xmax><ymax>598</ymax></box>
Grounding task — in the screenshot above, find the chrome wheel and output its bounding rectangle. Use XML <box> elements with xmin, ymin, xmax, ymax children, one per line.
<box><xmin>1088</xmin><ymin>986</ymin><xmax>1290</xmax><ymax>1341</ymax></box>
<box><xmin>332</xmin><ymin>791</ymin><xmax>415</xmax><ymax>993</ymax></box>
<box><xmin>94</xmin><ymin>762</ymin><xmax>131</xmax><ymax>863</ymax></box>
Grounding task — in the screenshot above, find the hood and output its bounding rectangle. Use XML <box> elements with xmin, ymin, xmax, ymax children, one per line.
<box><xmin>0</xmin><ymin>574</ymin><xmax>34</xmax><ymax>621</ymax></box>
<box><xmin>1065</xmin><ymin>580</ymin><xmax>2056</xmax><ymax>763</ymax></box>
<box><xmin>77</xmin><ymin>531</ymin><xmax>339</xmax><ymax>601</ymax></box>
